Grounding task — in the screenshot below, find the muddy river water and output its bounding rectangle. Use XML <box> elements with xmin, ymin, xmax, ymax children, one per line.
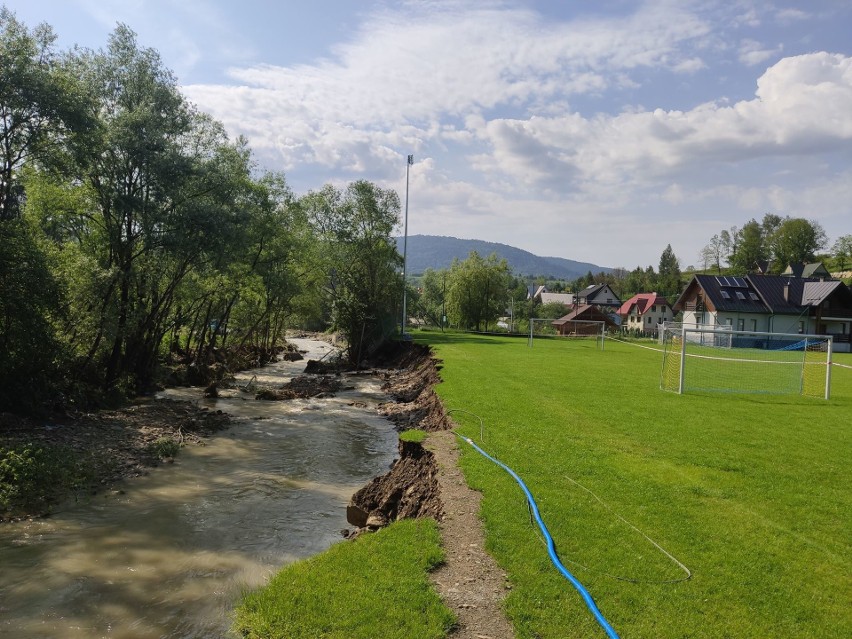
<box><xmin>0</xmin><ymin>339</ymin><xmax>399</xmax><ymax>638</ymax></box>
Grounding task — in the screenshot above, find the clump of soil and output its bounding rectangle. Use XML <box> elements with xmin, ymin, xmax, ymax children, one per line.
<box><xmin>378</xmin><ymin>344</ymin><xmax>450</xmax><ymax>432</ymax></box>
<box><xmin>163</xmin><ymin>341</ymin><xmax>300</xmax><ymax>387</ymax></box>
<box><xmin>255</xmin><ymin>374</ymin><xmax>349</xmax><ymax>400</ymax></box>
<box><xmin>347</xmin><ymin>438</ymin><xmax>442</xmax><ymax>531</ymax></box>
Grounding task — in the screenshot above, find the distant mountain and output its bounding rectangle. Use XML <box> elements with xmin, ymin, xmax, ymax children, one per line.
<box><xmin>395</xmin><ymin>235</ymin><xmax>611</xmax><ymax>280</ymax></box>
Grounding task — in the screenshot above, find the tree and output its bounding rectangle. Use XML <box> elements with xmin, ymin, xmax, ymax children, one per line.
<box><xmin>657</xmin><ymin>244</ymin><xmax>682</xmax><ymax>299</ymax></box>
<box><xmin>0</xmin><ymin>217</ymin><xmax>62</xmax><ymax>411</ymax></box>
<box><xmin>701</xmin><ymin>234</ymin><xmax>725</xmax><ymax>273</ymax></box>
<box><xmin>720</xmin><ymin>227</ymin><xmax>737</xmax><ymax>265</ymax></box>
<box><xmin>33</xmin><ymin>25</ymin><xmax>265</xmax><ymax>392</ymax></box>
<box><xmin>303</xmin><ymin>180</ymin><xmax>403</xmax><ymax>364</ymax></box>
<box><xmin>418</xmin><ymin>268</ymin><xmax>448</xmax><ymax>329</ymax></box>
<box><xmin>0</xmin><ymin>8</ymin><xmax>90</xmax><ymax>220</ymax></box>
<box><xmin>445</xmin><ymin>251</ymin><xmax>511</xmax><ymax>331</ymax></box>
<box><xmin>770</xmin><ymin>218</ymin><xmax>828</xmax><ymax>268</ymax></box>
<box><xmin>728</xmin><ymin>219</ymin><xmax>767</xmax><ymax>274</ymax></box>
<box><xmin>832</xmin><ymin>235</ymin><xmax>852</xmax><ymax>272</ymax></box>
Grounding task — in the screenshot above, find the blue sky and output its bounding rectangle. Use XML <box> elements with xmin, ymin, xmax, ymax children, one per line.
<box><xmin>6</xmin><ymin>1</ymin><xmax>852</xmax><ymax>270</ymax></box>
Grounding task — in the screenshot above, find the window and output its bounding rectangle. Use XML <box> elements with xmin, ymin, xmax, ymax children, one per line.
<box><xmin>651</xmin><ymin>305</ymin><xmax>657</xmax><ymax>312</ymax></box>
<box><xmin>725</xmin><ymin>318</ymin><xmax>733</xmax><ymax>326</ymax></box>
<box><xmin>750</xmin><ymin>319</ymin><xmax>757</xmax><ymax>332</ymax></box>
<box><xmin>749</xmin><ymin>292</ymin><xmax>760</xmax><ymax>301</ymax></box>
<box><xmin>736</xmin><ymin>291</ymin><xmax>746</xmax><ymax>300</ymax></box>
<box><xmin>721</xmin><ymin>291</ymin><xmax>731</xmax><ymax>299</ymax></box>
<box><xmin>737</xmin><ymin>318</ymin><xmax>745</xmax><ymax>331</ymax></box>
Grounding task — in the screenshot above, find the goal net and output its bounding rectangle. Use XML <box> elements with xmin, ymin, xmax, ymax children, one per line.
<box><xmin>528</xmin><ymin>318</ymin><xmax>606</xmax><ymax>349</ymax></box>
<box><xmin>660</xmin><ymin>326</ymin><xmax>832</xmax><ymax>399</ymax></box>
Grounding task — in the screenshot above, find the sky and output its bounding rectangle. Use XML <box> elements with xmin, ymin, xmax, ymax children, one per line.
<box><xmin>6</xmin><ymin>0</ymin><xmax>852</xmax><ymax>270</ymax></box>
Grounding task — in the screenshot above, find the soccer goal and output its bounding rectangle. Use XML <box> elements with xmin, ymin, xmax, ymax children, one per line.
<box><xmin>660</xmin><ymin>325</ymin><xmax>833</xmax><ymax>399</ymax></box>
<box><xmin>528</xmin><ymin>318</ymin><xmax>606</xmax><ymax>349</ymax></box>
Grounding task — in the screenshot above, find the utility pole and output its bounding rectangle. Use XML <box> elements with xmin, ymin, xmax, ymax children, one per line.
<box><xmin>401</xmin><ymin>154</ymin><xmax>413</xmax><ymax>337</ymax></box>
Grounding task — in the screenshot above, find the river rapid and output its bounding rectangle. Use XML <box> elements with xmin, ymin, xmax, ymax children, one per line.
<box><xmin>0</xmin><ymin>338</ymin><xmax>399</xmax><ymax>638</ymax></box>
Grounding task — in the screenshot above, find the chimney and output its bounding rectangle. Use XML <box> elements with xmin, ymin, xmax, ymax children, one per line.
<box><xmin>783</xmin><ymin>280</ymin><xmax>790</xmax><ymax>302</ymax></box>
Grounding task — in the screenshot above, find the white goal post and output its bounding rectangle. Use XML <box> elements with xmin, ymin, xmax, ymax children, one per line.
<box><xmin>528</xmin><ymin>318</ymin><xmax>606</xmax><ymax>350</ymax></box>
<box><xmin>660</xmin><ymin>325</ymin><xmax>833</xmax><ymax>400</ymax></box>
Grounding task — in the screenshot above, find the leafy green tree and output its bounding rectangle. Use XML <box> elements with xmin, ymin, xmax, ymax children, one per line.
<box><xmin>303</xmin><ymin>180</ymin><xmax>403</xmax><ymax>364</ymax></box>
<box><xmin>0</xmin><ymin>8</ymin><xmax>91</xmax><ymax>220</ymax></box>
<box><xmin>769</xmin><ymin>218</ymin><xmax>828</xmax><ymax>268</ymax></box>
<box><xmin>417</xmin><ymin>268</ymin><xmax>448</xmax><ymax>329</ymax></box>
<box><xmin>31</xmin><ymin>26</ymin><xmax>266</xmax><ymax>392</ymax></box>
<box><xmin>445</xmin><ymin>251</ymin><xmax>511</xmax><ymax>331</ymax></box>
<box><xmin>728</xmin><ymin>219</ymin><xmax>767</xmax><ymax>274</ymax></box>
<box><xmin>657</xmin><ymin>244</ymin><xmax>682</xmax><ymax>298</ymax></box>
<box><xmin>832</xmin><ymin>235</ymin><xmax>852</xmax><ymax>272</ymax></box>
<box><xmin>0</xmin><ymin>218</ymin><xmax>62</xmax><ymax>412</ymax></box>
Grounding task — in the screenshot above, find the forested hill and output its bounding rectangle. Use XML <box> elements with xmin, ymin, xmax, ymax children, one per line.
<box><xmin>395</xmin><ymin>235</ymin><xmax>611</xmax><ymax>279</ymax></box>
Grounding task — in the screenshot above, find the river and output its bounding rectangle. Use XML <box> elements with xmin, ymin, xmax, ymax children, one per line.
<box><xmin>0</xmin><ymin>339</ymin><xmax>399</xmax><ymax>638</ymax></box>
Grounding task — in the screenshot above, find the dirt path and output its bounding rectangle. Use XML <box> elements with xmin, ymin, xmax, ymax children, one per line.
<box><xmin>426</xmin><ymin>430</ymin><xmax>515</xmax><ymax>639</ymax></box>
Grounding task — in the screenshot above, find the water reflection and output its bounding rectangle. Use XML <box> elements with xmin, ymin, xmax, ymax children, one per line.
<box><xmin>0</xmin><ymin>339</ymin><xmax>399</xmax><ymax>638</ymax></box>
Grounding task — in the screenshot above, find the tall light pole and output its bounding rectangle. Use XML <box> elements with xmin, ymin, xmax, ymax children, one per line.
<box><xmin>401</xmin><ymin>154</ymin><xmax>412</xmax><ymax>337</ymax></box>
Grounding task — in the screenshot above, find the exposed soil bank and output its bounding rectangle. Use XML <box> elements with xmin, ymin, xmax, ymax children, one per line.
<box><xmin>344</xmin><ymin>342</ymin><xmax>451</xmax><ymax>532</ymax></box>
<box><xmin>345</xmin><ymin>341</ymin><xmax>515</xmax><ymax>638</ymax></box>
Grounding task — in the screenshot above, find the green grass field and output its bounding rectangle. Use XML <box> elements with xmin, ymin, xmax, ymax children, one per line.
<box><xmin>233</xmin><ymin>518</ymin><xmax>454</xmax><ymax>638</ymax></box>
<box><xmin>422</xmin><ymin>331</ymin><xmax>851</xmax><ymax>639</ymax></box>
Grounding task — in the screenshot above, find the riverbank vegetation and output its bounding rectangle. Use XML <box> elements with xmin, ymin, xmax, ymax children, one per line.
<box><xmin>1</xmin><ymin>9</ymin><xmax>404</xmax><ymax>419</ymax></box>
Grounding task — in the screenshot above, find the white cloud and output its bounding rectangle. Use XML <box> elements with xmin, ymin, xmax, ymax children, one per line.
<box><xmin>183</xmin><ymin>1</ymin><xmax>712</xmax><ymax>177</ymax></box>
<box><xmin>739</xmin><ymin>39</ymin><xmax>783</xmax><ymax>66</ymax></box>
<box><xmin>478</xmin><ymin>52</ymin><xmax>852</xmax><ymax>193</ymax></box>
<box><xmin>175</xmin><ymin>2</ymin><xmax>851</xmax><ymax>266</ymax></box>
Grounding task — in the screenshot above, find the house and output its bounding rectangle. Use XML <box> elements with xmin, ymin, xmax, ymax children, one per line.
<box><xmin>539</xmin><ymin>292</ymin><xmax>575</xmax><ymax>307</ymax></box>
<box><xmin>673</xmin><ymin>274</ymin><xmax>852</xmax><ymax>351</ymax></box>
<box><xmin>781</xmin><ymin>262</ymin><xmax>831</xmax><ymax>279</ymax></box>
<box><xmin>618</xmin><ymin>292</ymin><xmax>674</xmax><ymax>334</ymax></box>
<box><xmin>576</xmin><ymin>283</ymin><xmax>622</xmax><ymax>308</ymax></box>
<box><xmin>527</xmin><ymin>284</ymin><xmax>548</xmax><ymax>300</ymax></box>
<box><xmin>552</xmin><ymin>304</ymin><xmax>618</xmax><ymax>335</ymax></box>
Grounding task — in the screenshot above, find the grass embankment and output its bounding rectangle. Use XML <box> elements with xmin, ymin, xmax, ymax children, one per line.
<box><xmin>233</xmin><ymin>518</ymin><xmax>454</xmax><ymax>638</ymax></box>
<box><xmin>426</xmin><ymin>332</ymin><xmax>851</xmax><ymax>638</ymax></box>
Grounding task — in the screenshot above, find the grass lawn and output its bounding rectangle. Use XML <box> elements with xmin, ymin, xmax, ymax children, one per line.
<box><xmin>421</xmin><ymin>331</ymin><xmax>851</xmax><ymax>639</ymax></box>
<box><xmin>233</xmin><ymin>518</ymin><xmax>455</xmax><ymax>639</ymax></box>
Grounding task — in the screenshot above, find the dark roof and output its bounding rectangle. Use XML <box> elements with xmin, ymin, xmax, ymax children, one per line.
<box><xmin>746</xmin><ymin>276</ymin><xmax>846</xmax><ymax>314</ymax></box>
<box><xmin>552</xmin><ymin>304</ymin><xmax>617</xmax><ymax>327</ymax></box>
<box><xmin>577</xmin><ymin>283</ymin><xmax>621</xmax><ymax>306</ymax></box>
<box><xmin>674</xmin><ymin>274</ymin><xmax>852</xmax><ymax>317</ymax></box>
<box><xmin>686</xmin><ymin>274</ymin><xmax>767</xmax><ymax>313</ymax></box>
<box><xmin>781</xmin><ymin>262</ymin><xmax>830</xmax><ymax>278</ymax></box>
<box><xmin>578</xmin><ymin>283</ymin><xmax>606</xmax><ymax>299</ymax></box>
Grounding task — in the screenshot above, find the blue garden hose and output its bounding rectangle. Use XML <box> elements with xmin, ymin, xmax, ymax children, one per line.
<box><xmin>457</xmin><ymin>433</ymin><xmax>621</xmax><ymax>639</ymax></box>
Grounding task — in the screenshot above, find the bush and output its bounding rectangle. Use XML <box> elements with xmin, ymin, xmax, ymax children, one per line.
<box><xmin>0</xmin><ymin>444</ymin><xmax>79</xmax><ymax>515</ymax></box>
<box><xmin>150</xmin><ymin>437</ymin><xmax>180</xmax><ymax>459</ymax></box>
